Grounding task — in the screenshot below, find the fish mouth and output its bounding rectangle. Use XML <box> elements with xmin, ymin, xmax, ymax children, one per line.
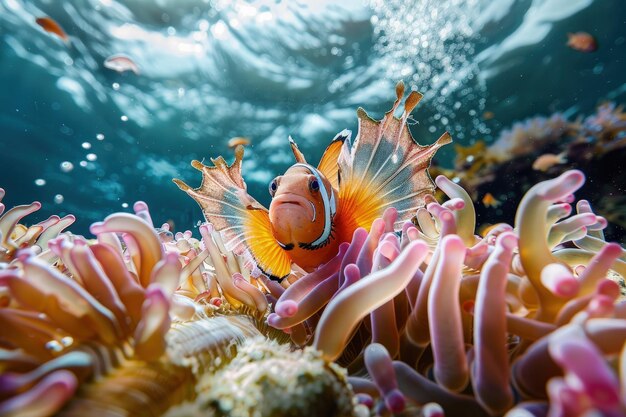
<box><xmin>270</xmin><ymin>193</ymin><xmax>316</xmax><ymax>222</ymax></box>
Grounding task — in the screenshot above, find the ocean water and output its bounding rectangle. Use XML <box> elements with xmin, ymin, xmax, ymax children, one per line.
<box><xmin>0</xmin><ymin>0</ymin><xmax>624</xmax><ymax>235</ymax></box>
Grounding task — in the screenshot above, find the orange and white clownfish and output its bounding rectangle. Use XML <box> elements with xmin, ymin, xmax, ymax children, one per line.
<box><xmin>174</xmin><ymin>82</ymin><xmax>451</xmax><ymax>280</ymax></box>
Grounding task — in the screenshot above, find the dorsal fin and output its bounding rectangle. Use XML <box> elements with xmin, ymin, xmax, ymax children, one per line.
<box><xmin>333</xmin><ymin>82</ymin><xmax>451</xmax><ymax>240</ymax></box>
<box><xmin>317</xmin><ymin>129</ymin><xmax>351</xmax><ymax>191</ymax></box>
<box><xmin>288</xmin><ymin>136</ymin><xmax>307</xmax><ymax>163</ymax></box>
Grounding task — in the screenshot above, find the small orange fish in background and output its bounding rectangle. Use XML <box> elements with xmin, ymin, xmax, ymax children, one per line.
<box><xmin>104</xmin><ymin>54</ymin><xmax>140</xmax><ymax>75</ymax></box>
<box><xmin>228</xmin><ymin>137</ymin><xmax>251</xmax><ymax>148</ymax></box>
<box><xmin>567</xmin><ymin>32</ymin><xmax>597</xmax><ymax>52</ymax></box>
<box><xmin>175</xmin><ymin>82</ymin><xmax>451</xmax><ymax>280</ymax></box>
<box><xmin>482</xmin><ymin>192</ymin><xmax>501</xmax><ymax>208</ymax></box>
<box><xmin>35</xmin><ymin>17</ymin><xmax>69</xmax><ymax>43</ymax></box>
<box><xmin>482</xmin><ymin>111</ymin><xmax>495</xmax><ymax>120</ymax></box>
<box><xmin>532</xmin><ymin>152</ymin><xmax>567</xmax><ymax>172</ymax></box>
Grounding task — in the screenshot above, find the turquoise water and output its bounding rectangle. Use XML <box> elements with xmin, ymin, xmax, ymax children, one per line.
<box><xmin>1</xmin><ymin>0</ymin><xmax>624</xmax><ymax>234</ymax></box>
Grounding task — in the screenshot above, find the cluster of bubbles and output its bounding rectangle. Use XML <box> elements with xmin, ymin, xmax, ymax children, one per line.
<box><xmin>34</xmin><ymin>179</ymin><xmax>64</xmax><ymax>203</ymax></box>
<box><xmin>33</xmin><ymin>132</ymin><xmax>109</xmax><ymax>208</ymax></box>
<box><xmin>369</xmin><ymin>0</ymin><xmax>487</xmax><ymax>140</ymax></box>
<box><xmin>64</xmin><ymin>134</ymin><xmax>105</xmax><ymax>172</ymax></box>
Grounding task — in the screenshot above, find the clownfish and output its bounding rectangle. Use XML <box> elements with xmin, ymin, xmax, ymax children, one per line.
<box><xmin>174</xmin><ymin>82</ymin><xmax>451</xmax><ymax>280</ymax></box>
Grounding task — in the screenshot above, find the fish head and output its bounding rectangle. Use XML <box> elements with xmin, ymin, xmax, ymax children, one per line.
<box><xmin>268</xmin><ymin>163</ymin><xmax>337</xmax><ymax>250</ymax></box>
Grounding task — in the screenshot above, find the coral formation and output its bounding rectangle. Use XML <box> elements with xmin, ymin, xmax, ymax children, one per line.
<box><xmin>486</xmin><ymin>114</ymin><xmax>572</xmax><ymax>164</ymax></box>
<box><xmin>449</xmin><ymin>103</ymin><xmax>626</xmax><ymax>242</ymax></box>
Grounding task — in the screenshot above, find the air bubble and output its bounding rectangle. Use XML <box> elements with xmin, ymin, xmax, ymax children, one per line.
<box><xmin>369</xmin><ymin>0</ymin><xmax>485</xmax><ymax>134</ymax></box>
<box><xmin>60</xmin><ymin>161</ymin><xmax>74</xmax><ymax>172</ymax></box>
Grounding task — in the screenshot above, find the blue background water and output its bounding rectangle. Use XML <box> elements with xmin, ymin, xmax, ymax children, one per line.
<box><xmin>0</xmin><ymin>0</ymin><xmax>624</xmax><ymax>235</ymax></box>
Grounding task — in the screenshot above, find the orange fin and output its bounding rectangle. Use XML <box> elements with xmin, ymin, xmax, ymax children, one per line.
<box><xmin>244</xmin><ymin>209</ymin><xmax>292</xmax><ymax>280</ymax></box>
<box><xmin>289</xmin><ymin>136</ymin><xmax>307</xmax><ymax>163</ymax></box>
<box><xmin>317</xmin><ymin>129</ymin><xmax>351</xmax><ymax>191</ymax></box>
<box><xmin>335</xmin><ymin>81</ymin><xmax>451</xmax><ymax>236</ymax></box>
<box><xmin>173</xmin><ymin>145</ymin><xmax>291</xmax><ymax>280</ymax></box>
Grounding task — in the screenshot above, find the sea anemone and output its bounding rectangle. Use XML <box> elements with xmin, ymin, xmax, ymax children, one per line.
<box><xmin>0</xmin><ymin>194</ymin><xmax>355</xmax><ymax>417</ymax></box>
<box><xmin>0</xmin><ymin>188</ymin><xmax>75</xmax><ymax>265</ymax></box>
<box><xmin>268</xmin><ymin>169</ymin><xmax>625</xmax><ymax>416</ymax></box>
<box><xmin>1</xmin><ymin>168</ymin><xmax>625</xmax><ymax>417</ymax></box>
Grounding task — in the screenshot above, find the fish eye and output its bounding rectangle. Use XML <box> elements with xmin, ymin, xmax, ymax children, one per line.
<box><xmin>309</xmin><ymin>178</ymin><xmax>320</xmax><ymax>193</ymax></box>
<box><xmin>269</xmin><ymin>178</ymin><xmax>279</xmax><ymax>197</ymax></box>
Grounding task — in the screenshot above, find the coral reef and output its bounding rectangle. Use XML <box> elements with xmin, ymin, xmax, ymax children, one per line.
<box><xmin>486</xmin><ymin>114</ymin><xmax>572</xmax><ymax>164</ymax></box>
<box><xmin>448</xmin><ymin>103</ymin><xmax>626</xmax><ymax>242</ymax></box>
<box><xmin>1</xmin><ymin>167</ymin><xmax>625</xmax><ymax>417</ymax></box>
